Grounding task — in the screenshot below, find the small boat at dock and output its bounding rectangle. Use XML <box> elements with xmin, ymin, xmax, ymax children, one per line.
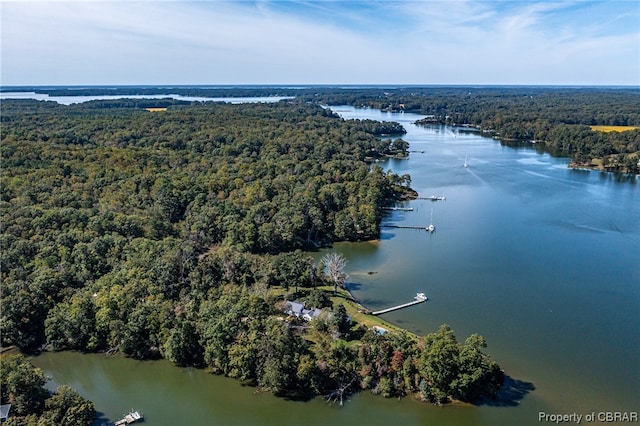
<box><xmin>372</xmin><ymin>292</ymin><xmax>428</xmax><ymax>315</ymax></box>
<box><xmin>426</xmin><ymin>208</ymin><xmax>435</xmax><ymax>233</ymax></box>
<box><xmin>114</xmin><ymin>410</ymin><xmax>143</xmax><ymax>425</ymax></box>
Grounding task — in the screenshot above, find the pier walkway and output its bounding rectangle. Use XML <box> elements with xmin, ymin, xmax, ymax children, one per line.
<box><xmin>372</xmin><ymin>293</ymin><xmax>427</xmax><ymax>316</ymax></box>
<box><xmin>382</xmin><ymin>207</ymin><xmax>414</xmax><ymax>211</ymax></box>
<box><xmin>382</xmin><ymin>224</ymin><xmax>428</xmax><ymax>230</ymax></box>
<box><xmin>416</xmin><ymin>195</ymin><xmax>445</xmax><ymax>201</ymax></box>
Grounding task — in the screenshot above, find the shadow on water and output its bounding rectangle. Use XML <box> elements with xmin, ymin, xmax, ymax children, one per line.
<box><xmin>93</xmin><ymin>411</ymin><xmax>110</xmax><ymax>426</ymax></box>
<box><xmin>345</xmin><ymin>282</ymin><xmax>381</xmax><ymax>301</ymax></box>
<box><xmin>479</xmin><ymin>375</ymin><xmax>535</xmax><ymax>407</ymax></box>
<box><xmin>344</xmin><ymin>282</ymin><xmax>393</xmax><ymax>309</ymax></box>
<box><xmin>379</xmin><ymin>230</ymin><xmax>396</xmax><ymax>240</ymax></box>
<box><xmin>345</xmin><ymin>281</ymin><xmax>363</xmax><ymax>292</ymax></box>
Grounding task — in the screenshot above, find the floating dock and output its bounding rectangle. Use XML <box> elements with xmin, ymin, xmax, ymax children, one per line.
<box><xmin>372</xmin><ymin>293</ymin><xmax>427</xmax><ymax>316</ymax></box>
<box><xmin>114</xmin><ymin>411</ymin><xmax>143</xmax><ymax>426</ymax></box>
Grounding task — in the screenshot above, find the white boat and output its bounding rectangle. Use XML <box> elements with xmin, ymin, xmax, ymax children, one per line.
<box><xmin>114</xmin><ymin>410</ymin><xmax>143</xmax><ymax>426</ymax></box>
<box><xmin>464</xmin><ymin>154</ymin><xmax>468</xmax><ymax>168</ymax></box>
<box><xmin>426</xmin><ymin>208</ymin><xmax>435</xmax><ymax>233</ymax></box>
<box><xmin>415</xmin><ymin>292</ymin><xmax>428</xmax><ymax>302</ymax></box>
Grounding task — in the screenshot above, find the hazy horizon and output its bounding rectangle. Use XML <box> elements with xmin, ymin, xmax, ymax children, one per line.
<box><xmin>2</xmin><ymin>83</ymin><xmax>639</xmax><ymax>89</ymax></box>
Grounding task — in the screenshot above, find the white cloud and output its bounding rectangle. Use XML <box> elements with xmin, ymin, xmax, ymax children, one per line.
<box><xmin>1</xmin><ymin>0</ymin><xmax>638</xmax><ymax>85</ymax></box>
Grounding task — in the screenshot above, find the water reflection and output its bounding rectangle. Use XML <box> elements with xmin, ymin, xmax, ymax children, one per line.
<box><xmin>481</xmin><ymin>376</ymin><xmax>536</xmax><ymax>408</ymax></box>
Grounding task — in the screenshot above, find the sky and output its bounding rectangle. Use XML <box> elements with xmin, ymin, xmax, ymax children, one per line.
<box><xmin>1</xmin><ymin>0</ymin><xmax>639</xmax><ymax>86</ymax></box>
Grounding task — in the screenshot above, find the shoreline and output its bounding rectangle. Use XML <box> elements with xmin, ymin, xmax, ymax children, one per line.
<box><xmin>568</xmin><ymin>162</ymin><xmax>640</xmax><ymax>176</ymax></box>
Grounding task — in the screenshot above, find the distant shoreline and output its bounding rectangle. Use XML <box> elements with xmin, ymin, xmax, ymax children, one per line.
<box><xmin>2</xmin><ymin>84</ymin><xmax>639</xmax><ymax>92</ymax></box>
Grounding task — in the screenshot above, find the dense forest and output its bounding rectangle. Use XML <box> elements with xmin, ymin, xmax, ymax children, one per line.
<box><xmin>0</xmin><ymin>98</ymin><xmax>503</xmax><ymax>418</ymax></box>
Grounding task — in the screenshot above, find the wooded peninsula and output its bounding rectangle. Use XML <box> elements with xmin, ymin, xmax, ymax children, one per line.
<box><xmin>1</xmin><ymin>86</ymin><xmax>637</xmax><ymax>423</ymax></box>
<box><xmin>1</xmin><ymin>97</ymin><xmax>503</xmax><ymax>425</ymax></box>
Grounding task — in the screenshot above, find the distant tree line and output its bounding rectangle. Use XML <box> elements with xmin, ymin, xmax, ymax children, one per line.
<box><xmin>7</xmin><ymin>86</ymin><xmax>634</xmax><ymax>171</ymax></box>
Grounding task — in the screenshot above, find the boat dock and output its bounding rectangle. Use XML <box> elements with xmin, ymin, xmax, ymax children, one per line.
<box><xmin>416</xmin><ymin>195</ymin><xmax>446</xmax><ymax>201</ymax></box>
<box><xmin>372</xmin><ymin>293</ymin><xmax>428</xmax><ymax>316</ymax></box>
<box><xmin>382</xmin><ymin>207</ymin><xmax>414</xmax><ymax>211</ymax></box>
<box><xmin>114</xmin><ymin>411</ymin><xmax>143</xmax><ymax>426</ymax></box>
<box><xmin>382</xmin><ymin>224</ymin><xmax>430</xmax><ymax>231</ymax></box>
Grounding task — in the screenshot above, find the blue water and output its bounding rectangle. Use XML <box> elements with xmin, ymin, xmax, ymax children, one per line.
<box><xmin>326</xmin><ymin>106</ymin><xmax>640</xmax><ymax>420</ymax></box>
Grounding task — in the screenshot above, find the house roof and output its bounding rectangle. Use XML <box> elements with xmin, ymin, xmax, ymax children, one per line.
<box><xmin>284</xmin><ymin>301</ymin><xmax>305</xmax><ymax>315</ymax></box>
<box><xmin>302</xmin><ymin>308</ymin><xmax>322</xmax><ymax>319</ymax></box>
<box><xmin>284</xmin><ymin>301</ymin><xmax>324</xmax><ymax>321</ymax></box>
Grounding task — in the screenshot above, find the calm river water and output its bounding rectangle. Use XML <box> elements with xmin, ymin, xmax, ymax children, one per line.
<box><xmin>33</xmin><ymin>106</ymin><xmax>639</xmax><ymax>426</ymax></box>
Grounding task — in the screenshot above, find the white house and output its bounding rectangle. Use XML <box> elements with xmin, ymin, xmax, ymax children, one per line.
<box><xmin>302</xmin><ymin>308</ymin><xmax>323</xmax><ymax>322</ymax></box>
<box><xmin>284</xmin><ymin>301</ymin><xmax>323</xmax><ymax>322</ymax></box>
<box><xmin>284</xmin><ymin>301</ymin><xmax>305</xmax><ymax>317</ymax></box>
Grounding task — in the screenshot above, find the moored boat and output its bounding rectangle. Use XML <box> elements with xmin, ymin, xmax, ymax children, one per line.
<box><xmin>114</xmin><ymin>410</ymin><xmax>143</xmax><ymax>426</ymax></box>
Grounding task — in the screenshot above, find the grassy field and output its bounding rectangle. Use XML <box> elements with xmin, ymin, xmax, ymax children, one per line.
<box><xmin>590</xmin><ymin>125</ymin><xmax>639</xmax><ymax>132</ymax></box>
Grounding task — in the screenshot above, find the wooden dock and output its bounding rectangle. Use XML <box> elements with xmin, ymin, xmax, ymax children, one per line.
<box><xmin>382</xmin><ymin>224</ymin><xmax>429</xmax><ymax>230</ymax></box>
<box><xmin>372</xmin><ymin>293</ymin><xmax>427</xmax><ymax>316</ymax></box>
<box><xmin>417</xmin><ymin>195</ymin><xmax>446</xmax><ymax>201</ymax></box>
<box><xmin>382</xmin><ymin>207</ymin><xmax>414</xmax><ymax>211</ymax></box>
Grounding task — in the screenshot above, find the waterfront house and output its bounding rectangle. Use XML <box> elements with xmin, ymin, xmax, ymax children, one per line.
<box><xmin>284</xmin><ymin>301</ymin><xmax>305</xmax><ymax>317</ymax></box>
<box><xmin>284</xmin><ymin>301</ymin><xmax>323</xmax><ymax>322</ymax></box>
<box><xmin>302</xmin><ymin>308</ymin><xmax>323</xmax><ymax>322</ymax></box>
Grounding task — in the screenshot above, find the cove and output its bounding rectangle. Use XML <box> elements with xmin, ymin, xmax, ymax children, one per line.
<box><xmin>33</xmin><ymin>106</ymin><xmax>639</xmax><ymax>426</ymax></box>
